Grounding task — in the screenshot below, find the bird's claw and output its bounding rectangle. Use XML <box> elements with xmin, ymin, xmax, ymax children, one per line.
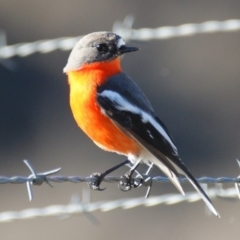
<box><xmin>88</xmin><ymin>173</ymin><xmax>106</xmax><ymax>191</ymax></box>
<box><xmin>118</xmin><ymin>172</ymin><xmax>143</xmax><ymax>192</ymax></box>
<box><xmin>118</xmin><ymin>172</ymin><xmax>153</xmax><ymax>198</ymax></box>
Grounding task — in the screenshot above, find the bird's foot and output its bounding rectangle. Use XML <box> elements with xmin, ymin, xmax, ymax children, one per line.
<box><xmin>88</xmin><ymin>173</ymin><xmax>106</xmax><ymax>191</ymax></box>
<box><xmin>118</xmin><ymin>159</ymin><xmax>142</xmax><ymax>192</ymax></box>
<box><xmin>118</xmin><ymin>172</ymin><xmax>153</xmax><ymax>197</ymax></box>
<box><xmin>87</xmin><ymin>159</ymin><xmax>130</xmax><ymax>191</ymax></box>
<box><xmin>118</xmin><ymin>172</ymin><xmax>143</xmax><ymax>192</ymax></box>
<box><xmin>119</xmin><ymin>162</ymin><xmax>153</xmax><ymax>198</ymax></box>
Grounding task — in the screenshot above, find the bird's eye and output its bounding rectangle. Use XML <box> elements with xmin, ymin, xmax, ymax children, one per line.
<box><xmin>96</xmin><ymin>43</ymin><xmax>108</xmax><ymax>52</ymax></box>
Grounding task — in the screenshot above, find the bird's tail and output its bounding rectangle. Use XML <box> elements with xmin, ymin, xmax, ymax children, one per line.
<box><xmin>168</xmin><ymin>158</ymin><xmax>220</xmax><ymax>217</ymax></box>
<box><xmin>184</xmin><ymin>171</ymin><xmax>220</xmax><ymax>217</ymax></box>
<box><xmin>152</xmin><ymin>158</ymin><xmax>185</xmax><ymax>196</ymax></box>
<box><xmin>137</xmin><ymin>142</ymin><xmax>219</xmax><ymax>217</ymax></box>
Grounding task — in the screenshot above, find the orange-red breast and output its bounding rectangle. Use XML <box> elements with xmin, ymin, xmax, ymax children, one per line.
<box><xmin>64</xmin><ymin>32</ymin><xmax>219</xmax><ymax>217</ymax></box>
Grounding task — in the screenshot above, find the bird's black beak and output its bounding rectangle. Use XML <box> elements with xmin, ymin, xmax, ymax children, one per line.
<box><xmin>118</xmin><ymin>45</ymin><xmax>139</xmax><ymax>55</ymax></box>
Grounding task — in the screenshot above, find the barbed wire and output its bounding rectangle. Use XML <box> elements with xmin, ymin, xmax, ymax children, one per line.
<box><xmin>1</xmin><ymin>160</ymin><xmax>240</xmax><ymax>203</ymax></box>
<box><xmin>0</xmin><ymin>186</ymin><xmax>238</xmax><ymax>223</ymax></box>
<box><xmin>0</xmin><ymin>159</ymin><xmax>238</xmax><ymax>223</ymax></box>
<box><xmin>2</xmin><ymin>175</ymin><xmax>240</xmax><ymax>185</ymax></box>
<box><xmin>1</xmin><ymin>17</ymin><xmax>240</xmax><ymax>224</ymax></box>
<box><xmin>1</xmin><ymin>17</ymin><xmax>240</xmax><ymax>59</ymax></box>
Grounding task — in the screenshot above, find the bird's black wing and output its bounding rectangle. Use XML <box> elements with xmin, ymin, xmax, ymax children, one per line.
<box><xmin>97</xmin><ymin>73</ymin><xmax>219</xmax><ymax>217</ymax></box>
<box><xmin>97</xmin><ymin>73</ymin><xmax>180</xmax><ymax>172</ymax></box>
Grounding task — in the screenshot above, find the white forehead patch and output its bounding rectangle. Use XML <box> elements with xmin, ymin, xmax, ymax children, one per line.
<box><xmin>117</xmin><ymin>38</ymin><xmax>125</xmax><ymax>49</ymax></box>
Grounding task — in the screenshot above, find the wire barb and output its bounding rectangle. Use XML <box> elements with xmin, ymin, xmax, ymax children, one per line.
<box><xmin>59</xmin><ymin>189</ymin><xmax>99</xmax><ymax>225</ymax></box>
<box><xmin>23</xmin><ymin>160</ymin><xmax>61</xmax><ymax>201</ymax></box>
<box><xmin>142</xmin><ymin>163</ymin><xmax>154</xmax><ymax>198</ymax></box>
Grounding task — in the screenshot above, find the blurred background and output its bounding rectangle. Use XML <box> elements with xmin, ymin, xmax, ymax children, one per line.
<box><xmin>1</xmin><ymin>0</ymin><xmax>240</xmax><ymax>239</ymax></box>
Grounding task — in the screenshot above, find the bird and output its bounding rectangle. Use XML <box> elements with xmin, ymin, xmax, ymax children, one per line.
<box><xmin>64</xmin><ymin>31</ymin><xmax>219</xmax><ymax>217</ymax></box>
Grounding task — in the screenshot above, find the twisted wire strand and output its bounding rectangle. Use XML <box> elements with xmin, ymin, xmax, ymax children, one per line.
<box><xmin>0</xmin><ymin>160</ymin><xmax>239</xmax><ymax>223</ymax></box>
<box><xmin>0</xmin><ymin>19</ymin><xmax>240</xmax><ymax>59</ymax></box>
<box><xmin>0</xmin><ymin>186</ymin><xmax>237</xmax><ymax>223</ymax></box>
<box><xmin>0</xmin><ymin>175</ymin><xmax>239</xmax><ymax>184</ymax></box>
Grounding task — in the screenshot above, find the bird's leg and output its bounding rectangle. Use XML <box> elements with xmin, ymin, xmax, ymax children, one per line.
<box><xmin>119</xmin><ymin>159</ymin><xmax>142</xmax><ymax>192</ymax></box>
<box><xmin>88</xmin><ymin>159</ymin><xmax>130</xmax><ymax>191</ymax></box>
<box><xmin>125</xmin><ymin>161</ymin><xmax>145</xmax><ymax>187</ymax></box>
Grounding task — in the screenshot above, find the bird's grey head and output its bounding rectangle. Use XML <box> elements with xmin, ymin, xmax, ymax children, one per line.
<box><xmin>63</xmin><ymin>32</ymin><xmax>139</xmax><ymax>72</ymax></box>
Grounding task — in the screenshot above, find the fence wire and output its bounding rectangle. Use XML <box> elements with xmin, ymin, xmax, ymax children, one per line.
<box><xmin>0</xmin><ymin>186</ymin><xmax>238</xmax><ymax>223</ymax></box>
<box><xmin>1</xmin><ymin>159</ymin><xmax>240</xmax><ymax>201</ymax></box>
<box><xmin>1</xmin><ymin>18</ymin><xmax>240</xmax><ymax>59</ymax></box>
<box><xmin>1</xmin><ymin>175</ymin><xmax>240</xmax><ymax>184</ymax></box>
<box><xmin>1</xmin><ymin>17</ymin><xmax>240</xmax><ymax>223</ymax></box>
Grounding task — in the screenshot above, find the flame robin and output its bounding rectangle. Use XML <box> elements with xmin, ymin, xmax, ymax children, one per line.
<box><xmin>64</xmin><ymin>32</ymin><xmax>219</xmax><ymax>217</ymax></box>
